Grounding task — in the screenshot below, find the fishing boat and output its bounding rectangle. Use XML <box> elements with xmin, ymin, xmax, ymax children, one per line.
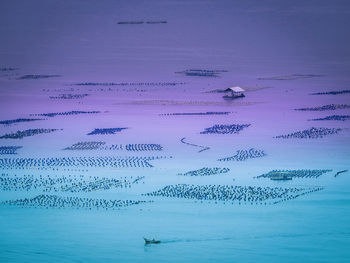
<box><xmin>144</xmin><ymin>238</ymin><xmax>161</xmax><ymax>244</ymax></box>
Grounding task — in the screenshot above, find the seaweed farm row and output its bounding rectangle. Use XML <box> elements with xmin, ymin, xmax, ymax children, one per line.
<box><xmin>0</xmin><ymin>129</ymin><xmax>60</xmax><ymax>139</ymax></box>
<box><xmin>175</xmin><ymin>69</ymin><xmax>228</xmax><ymax>77</ymax></box>
<box><xmin>0</xmin><ymin>126</ymin><xmax>344</xmax><ymax>142</ymax></box>
<box><xmin>257</xmin><ymin>169</ymin><xmax>332</xmax><ymax>180</ymax></box>
<box><xmin>310</xmin><ymin>115</ymin><xmax>350</xmax><ymax>121</ymax></box>
<box><xmin>0</xmin><ymin>127</ymin><xmax>129</xmax><ymax>140</ymax></box>
<box><xmin>0</xmin><ymin>118</ymin><xmax>44</xmax><ymax>126</ymax></box>
<box><xmin>200</xmin><ymin>124</ymin><xmax>251</xmax><ymax>134</ymax></box>
<box><xmin>218</xmin><ymin>148</ymin><xmax>266</xmax><ymax>162</ymax></box>
<box><xmin>1</xmin><ymin>195</ymin><xmax>150</xmax><ymax>210</ymax></box>
<box><xmin>63</xmin><ymin>141</ymin><xmax>105</xmax><ymax>150</ymax></box>
<box><xmin>311</xmin><ymin>89</ymin><xmax>350</xmax><ymax>95</ymax></box>
<box><xmin>0</xmin><ymin>146</ymin><xmax>22</xmax><ymax>155</ymax></box>
<box><xmin>87</xmin><ymin>128</ymin><xmax>128</xmax><ymax>135</ymax></box>
<box><xmin>274</xmin><ymin>127</ymin><xmax>343</xmax><ymax>139</ymax></box>
<box><xmin>125</xmin><ymin>144</ymin><xmax>162</xmax><ymax>151</ymax></box>
<box><xmin>63</xmin><ymin>142</ymin><xmax>163</xmax><ymax>151</ymax></box>
<box><xmin>178</xmin><ymin>167</ymin><xmax>230</xmax><ymax>177</ymax></box>
<box><xmin>258</xmin><ymin>74</ymin><xmax>323</xmax><ymax>80</ymax></box>
<box><xmin>0</xmin><ymin>174</ymin><xmax>144</xmax><ymax>192</ymax></box>
<box><xmin>72</xmin><ymin>82</ymin><xmax>185</xmax><ymax>86</ymax></box>
<box><xmin>295</xmin><ymin>104</ymin><xmax>350</xmax><ymax>111</ymax></box>
<box><xmin>115</xmin><ymin>100</ymin><xmax>263</xmax><ymax>106</ymax></box>
<box><xmin>197</xmin><ymin>125</ymin><xmax>346</xmax><ymax>139</ymax></box>
<box><xmin>144</xmin><ymin>184</ymin><xmax>324</xmax><ymax>205</ymax></box>
<box><xmin>49</xmin><ymin>94</ymin><xmax>89</xmax><ymax>99</ymax></box>
<box><xmin>30</xmin><ymin>111</ymin><xmax>101</xmax><ymax>118</ymax></box>
<box><xmin>0</xmin><ymin>156</ymin><xmax>168</xmax><ymax>169</ymax></box>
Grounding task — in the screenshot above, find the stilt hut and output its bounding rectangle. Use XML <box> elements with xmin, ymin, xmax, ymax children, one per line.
<box><xmin>223</xmin><ymin>86</ymin><xmax>245</xmax><ymax>99</ymax></box>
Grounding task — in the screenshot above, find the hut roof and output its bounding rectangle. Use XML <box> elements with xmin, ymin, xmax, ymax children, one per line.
<box><xmin>226</xmin><ymin>86</ymin><xmax>245</xmax><ymax>93</ymax></box>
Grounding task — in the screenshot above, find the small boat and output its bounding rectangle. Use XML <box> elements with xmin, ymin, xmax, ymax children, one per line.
<box><xmin>144</xmin><ymin>238</ymin><xmax>161</xmax><ymax>244</ymax></box>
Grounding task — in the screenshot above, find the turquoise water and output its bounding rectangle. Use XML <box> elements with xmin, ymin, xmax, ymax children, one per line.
<box><xmin>1</xmin><ymin>189</ymin><xmax>350</xmax><ymax>262</ymax></box>
<box><xmin>1</xmin><ymin>0</ymin><xmax>350</xmax><ymax>262</ymax></box>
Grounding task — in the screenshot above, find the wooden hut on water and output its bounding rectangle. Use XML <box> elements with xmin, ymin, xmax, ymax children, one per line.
<box><xmin>223</xmin><ymin>86</ymin><xmax>245</xmax><ymax>99</ymax></box>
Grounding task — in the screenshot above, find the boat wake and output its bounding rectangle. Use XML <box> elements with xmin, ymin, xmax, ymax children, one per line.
<box><xmin>160</xmin><ymin>231</ymin><xmax>350</xmax><ymax>244</ymax></box>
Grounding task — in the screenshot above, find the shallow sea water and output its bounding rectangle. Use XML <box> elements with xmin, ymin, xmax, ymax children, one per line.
<box><xmin>0</xmin><ymin>0</ymin><xmax>350</xmax><ymax>262</ymax></box>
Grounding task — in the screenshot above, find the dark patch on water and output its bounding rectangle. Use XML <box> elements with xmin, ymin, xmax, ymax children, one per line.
<box><xmin>0</xmin><ymin>67</ymin><xmax>18</xmax><ymax>71</ymax></box>
<box><xmin>49</xmin><ymin>94</ymin><xmax>89</xmax><ymax>99</ymax></box>
<box><xmin>146</xmin><ymin>21</ymin><xmax>167</xmax><ymax>24</ymax></box>
<box><xmin>117</xmin><ymin>21</ymin><xmax>167</xmax><ymax>25</ymax></box>
<box><xmin>16</xmin><ymin>74</ymin><xmax>61</xmax><ymax>80</ymax></box>
<box><xmin>175</xmin><ymin>69</ymin><xmax>228</xmax><ymax>77</ymax></box>
<box><xmin>258</xmin><ymin>74</ymin><xmax>323</xmax><ymax>80</ymax></box>
<box><xmin>160</xmin><ymin>112</ymin><xmax>231</xmax><ymax>116</ymax></box>
<box><xmin>72</xmin><ymin>82</ymin><xmax>185</xmax><ymax>86</ymax></box>
<box><xmin>115</xmin><ymin>100</ymin><xmax>262</xmax><ymax>106</ymax></box>
<box><xmin>310</xmin><ymin>90</ymin><xmax>350</xmax><ymax>95</ymax></box>
<box><xmin>117</xmin><ymin>21</ymin><xmax>144</xmax><ymax>24</ymax></box>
